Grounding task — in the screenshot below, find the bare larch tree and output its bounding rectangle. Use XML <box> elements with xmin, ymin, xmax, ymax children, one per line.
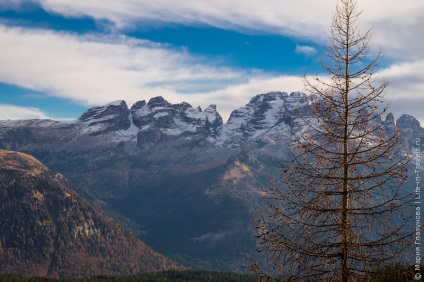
<box><xmin>253</xmin><ymin>0</ymin><xmax>413</xmax><ymax>281</ymax></box>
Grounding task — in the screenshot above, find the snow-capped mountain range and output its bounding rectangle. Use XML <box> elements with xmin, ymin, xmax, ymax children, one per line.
<box><xmin>1</xmin><ymin>91</ymin><xmax>420</xmax><ymax>149</ymax></box>
<box><xmin>0</xmin><ymin>91</ymin><xmax>320</xmax><ymax>149</ymax></box>
<box><xmin>0</xmin><ymin>91</ymin><xmax>422</xmax><ymax>272</ymax></box>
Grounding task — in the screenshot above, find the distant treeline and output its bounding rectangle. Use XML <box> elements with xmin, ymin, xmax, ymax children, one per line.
<box><xmin>0</xmin><ymin>270</ymin><xmax>258</xmax><ymax>282</ymax></box>
<box><xmin>2</xmin><ymin>265</ymin><xmax>422</xmax><ymax>281</ymax></box>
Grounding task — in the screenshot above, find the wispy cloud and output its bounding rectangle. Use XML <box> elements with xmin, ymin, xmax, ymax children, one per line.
<box><xmin>0</xmin><ymin>104</ymin><xmax>50</xmax><ymax>120</ymax></box>
<box><xmin>0</xmin><ymin>25</ymin><xmax>303</xmax><ymax>121</ymax></box>
<box><xmin>295</xmin><ymin>45</ymin><xmax>317</xmax><ymax>57</ymax></box>
<box><xmin>32</xmin><ymin>0</ymin><xmax>332</xmax><ymax>39</ymax></box>
<box><xmin>380</xmin><ymin>60</ymin><xmax>424</xmax><ymax>124</ymax></box>
<box><xmin>0</xmin><ymin>0</ymin><xmax>24</xmax><ymax>9</ymax></box>
<box><xmin>0</xmin><ymin>25</ymin><xmax>242</xmax><ymax>111</ymax></box>
<box><xmin>5</xmin><ymin>0</ymin><xmax>423</xmax><ymax>59</ymax></box>
<box><xmin>0</xmin><ymin>21</ymin><xmax>422</xmax><ymax>123</ymax></box>
<box><xmin>200</xmin><ymin>75</ymin><xmax>305</xmax><ymax>122</ymax></box>
<box><xmin>1</xmin><ymin>1</ymin><xmax>423</xmax><ymax>123</ymax></box>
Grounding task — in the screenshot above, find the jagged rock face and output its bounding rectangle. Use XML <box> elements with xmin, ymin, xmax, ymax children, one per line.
<box><xmin>383</xmin><ymin>113</ymin><xmax>396</xmax><ymax>138</ymax></box>
<box><xmin>131</xmin><ymin>97</ymin><xmax>223</xmax><ymax>144</ymax></box>
<box><xmin>79</xmin><ymin>100</ymin><xmax>131</xmax><ymax>135</ymax></box>
<box><xmin>396</xmin><ymin>114</ymin><xmax>423</xmax><ymax>152</ymax></box>
<box><xmin>0</xmin><ymin>150</ymin><xmax>180</xmax><ymax>278</ymax></box>
<box><xmin>397</xmin><ymin>114</ymin><xmax>421</xmax><ymax>133</ymax></box>
<box><xmin>215</xmin><ymin>91</ymin><xmax>309</xmax><ymax>147</ymax></box>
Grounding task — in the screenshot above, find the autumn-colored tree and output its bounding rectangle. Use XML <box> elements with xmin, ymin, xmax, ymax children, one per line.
<box><xmin>253</xmin><ymin>0</ymin><xmax>412</xmax><ymax>281</ymax></box>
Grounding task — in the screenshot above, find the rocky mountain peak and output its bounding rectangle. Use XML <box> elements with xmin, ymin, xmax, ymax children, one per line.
<box><xmin>130</xmin><ymin>100</ymin><xmax>146</xmax><ymax>112</ymax></box>
<box><xmin>147</xmin><ymin>96</ymin><xmax>170</xmax><ymax>108</ymax></box>
<box><xmin>382</xmin><ymin>113</ymin><xmax>396</xmax><ymax>137</ymax></box>
<box><xmin>385</xmin><ymin>113</ymin><xmax>395</xmax><ymax>123</ymax></box>
<box><xmin>129</xmin><ymin>97</ymin><xmax>223</xmax><ymax>146</ymax></box>
<box><xmin>396</xmin><ymin>114</ymin><xmax>422</xmax><ymax>152</ymax></box>
<box><xmin>397</xmin><ymin>114</ymin><xmax>421</xmax><ymax>130</ymax></box>
<box><xmin>78</xmin><ymin>100</ymin><xmax>130</xmax><ymax>135</ymax></box>
<box><xmin>79</xmin><ymin>100</ymin><xmax>128</xmax><ymax>121</ymax></box>
<box><xmin>204</xmin><ymin>104</ymin><xmax>217</xmax><ymax>113</ymax></box>
<box><xmin>247</xmin><ymin>91</ymin><xmax>288</xmax><ymax>106</ymax></box>
<box><xmin>215</xmin><ymin>91</ymin><xmax>307</xmax><ymax>147</ymax></box>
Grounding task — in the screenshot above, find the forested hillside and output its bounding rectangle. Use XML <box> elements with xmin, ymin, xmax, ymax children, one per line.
<box><xmin>0</xmin><ymin>150</ymin><xmax>180</xmax><ymax>278</ymax></box>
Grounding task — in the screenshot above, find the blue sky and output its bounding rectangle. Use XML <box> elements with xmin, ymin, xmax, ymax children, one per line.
<box><xmin>0</xmin><ymin>0</ymin><xmax>423</xmax><ymax>123</ymax></box>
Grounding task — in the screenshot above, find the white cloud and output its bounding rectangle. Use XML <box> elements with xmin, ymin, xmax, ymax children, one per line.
<box><xmin>0</xmin><ymin>1</ymin><xmax>423</xmax><ymax>124</ymax></box>
<box><xmin>34</xmin><ymin>0</ymin><xmax>333</xmax><ymax>39</ymax></box>
<box><xmin>0</xmin><ymin>22</ymin><xmax>422</xmax><ymax>124</ymax></box>
<box><xmin>380</xmin><ymin>60</ymin><xmax>424</xmax><ymax>124</ymax></box>
<box><xmin>0</xmin><ymin>25</ymin><xmax>247</xmax><ymax>118</ymax></box>
<box><xmin>0</xmin><ymin>0</ymin><xmax>24</xmax><ymax>9</ymax></box>
<box><xmin>187</xmin><ymin>75</ymin><xmax>305</xmax><ymax>122</ymax></box>
<box><xmin>0</xmin><ymin>104</ymin><xmax>50</xmax><ymax>120</ymax></box>
<box><xmin>5</xmin><ymin>0</ymin><xmax>422</xmax><ymax>60</ymax></box>
<box><xmin>295</xmin><ymin>45</ymin><xmax>317</xmax><ymax>56</ymax></box>
<box><xmin>0</xmin><ymin>25</ymin><xmax>305</xmax><ymax>121</ymax></box>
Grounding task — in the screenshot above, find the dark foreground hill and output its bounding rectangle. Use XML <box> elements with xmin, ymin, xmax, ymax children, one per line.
<box><xmin>0</xmin><ymin>150</ymin><xmax>180</xmax><ymax>278</ymax></box>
